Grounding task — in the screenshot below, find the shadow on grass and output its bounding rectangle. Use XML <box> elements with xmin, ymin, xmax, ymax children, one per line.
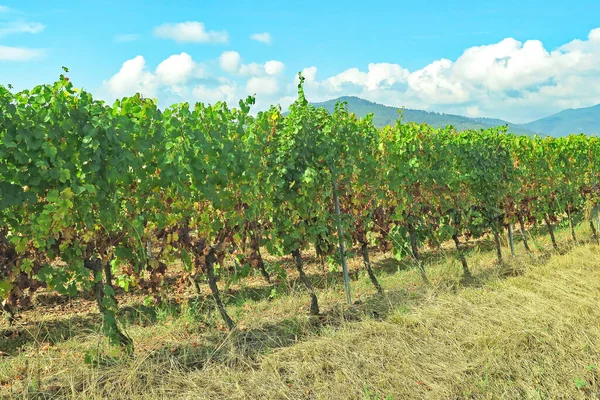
<box><xmin>0</xmin><ymin>298</ymin><xmax>188</xmax><ymax>356</ymax></box>
<box><xmin>0</xmin><ymin>247</ymin><xmax>532</xmax><ymax>358</ymax></box>
<box><xmin>3</xmin><ymin>224</ymin><xmax>594</xmax><ymax>362</ymax></box>
<box><xmin>0</xmin><ymin>314</ymin><xmax>99</xmax><ymax>356</ymax></box>
<box><xmin>130</xmin><ymin>281</ymin><xmax>445</xmax><ymax>374</ymax></box>
<box><xmin>154</xmin><ymin>317</ymin><xmax>317</xmax><ymax>370</ymax></box>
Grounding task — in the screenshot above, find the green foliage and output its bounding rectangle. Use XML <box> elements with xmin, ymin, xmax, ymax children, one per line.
<box><xmin>363</xmin><ymin>384</ymin><xmax>394</xmax><ymax>400</ymax></box>
<box><xmin>573</xmin><ymin>377</ymin><xmax>588</xmax><ymax>389</ymax></box>
<box><xmin>1</xmin><ymin>70</ymin><xmax>599</xmax><ymax>352</ymax></box>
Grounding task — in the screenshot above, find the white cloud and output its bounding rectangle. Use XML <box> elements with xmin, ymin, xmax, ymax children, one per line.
<box><xmin>114</xmin><ymin>34</ymin><xmax>140</xmax><ymax>42</ymax></box>
<box><xmin>219</xmin><ymin>51</ymin><xmax>286</xmax><ymax>78</ymax></box>
<box><xmin>155</xmin><ymin>53</ymin><xmax>201</xmax><ymax>85</ymax></box>
<box><xmin>0</xmin><ymin>45</ymin><xmax>44</xmax><ymax>61</ymax></box>
<box><xmin>219</xmin><ymin>51</ymin><xmax>241</xmax><ymax>74</ymax></box>
<box><xmin>323</xmin><ymin>68</ymin><xmax>367</xmax><ymax>90</ymax></box>
<box><xmin>247</xmin><ymin>76</ymin><xmax>279</xmax><ymax>96</ymax></box>
<box><xmin>300</xmin><ymin>62</ymin><xmax>410</xmax><ymax>95</ymax></box>
<box><xmin>450</xmin><ymin>38</ymin><xmax>563</xmax><ymax>92</ymax></box>
<box><xmin>296</xmin><ymin>66</ymin><xmax>317</xmax><ymax>83</ymax></box>
<box><xmin>365</xmin><ymin>63</ymin><xmax>410</xmax><ymax>90</ymax></box>
<box><xmin>292</xmin><ymin>27</ymin><xmax>600</xmax><ymax>122</ymax></box>
<box><xmin>0</xmin><ymin>21</ymin><xmax>44</xmax><ymax>37</ymax></box>
<box><xmin>250</xmin><ymin>32</ymin><xmax>272</xmax><ymax>44</ymax></box>
<box><xmin>466</xmin><ymin>106</ymin><xmax>480</xmax><ymax>117</ymax></box>
<box><xmin>104</xmin><ymin>56</ymin><xmax>158</xmax><ymax>99</ymax></box>
<box><xmin>239</xmin><ymin>62</ymin><xmax>264</xmax><ymax>76</ymax></box>
<box><xmin>0</xmin><ymin>9</ymin><xmax>46</xmax><ymax>62</ymax></box>
<box><xmin>103</xmin><ymin>27</ymin><xmax>600</xmax><ymax>122</ymax></box>
<box><xmin>407</xmin><ymin>59</ymin><xmax>468</xmax><ymax>103</ymax></box>
<box><xmin>154</xmin><ymin>21</ymin><xmax>228</xmax><ymax>43</ymax></box>
<box><xmin>242</xmin><ymin>61</ymin><xmax>285</xmax><ymax>76</ymax></box>
<box><xmin>264</xmin><ymin>60</ymin><xmax>285</xmax><ymax>75</ymax></box>
<box><xmin>192</xmin><ymin>82</ymin><xmax>238</xmax><ymax>104</ymax></box>
<box><xmin>104</xmin><ymin>53</ymin><xmax>207</xmax><ymax>103</ymax></box>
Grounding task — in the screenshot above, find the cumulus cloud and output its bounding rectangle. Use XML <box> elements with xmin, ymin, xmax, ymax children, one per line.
<box><xmin>104</xmin><ymin>52</ymin><xmax>206</xmax><ymax>99</ymax></box>
<box><xmin>292</xmin><ymin>63</ymin><xmax>410</xmax><ymax>107</ymax></box>
<box><xmin>264</xmin><ymin>60</ymin><xmax>285</xmax><ymax>75</ymax></box>
<box><xmin>294</xmin><ymin>27</ymin><xmax>600</xmax><ymax>122</ymax></box>
<box><xmin>192</xmin><ymin>82</ymin><xmax>238</xmax><ymax>104</ymax></box>
<box><xmin>297</xmin><ymin>63</ymin><xmax>409</xmax><ymax>94</ymax></box>
<box><xmin>104</xmin><ymin>56</ymin><xmax>158</xmax><ymax>99</ymax></box>
<box><xmin>104</xmin><ymin>50</ymin><xmax>292</xmax><ymax>111</ymax></box>
<box><xmin>407</xmin><ymin>59</ymin><xmax>468</xmax><ymax>103</ymax></box>
<box><xmin>154</xmin><ymin>21</ymin><xmax>228</xmax><ymax>44</ymax></box>
<box><xmin>250</xmin><ymin>32</ymin><xmax>272</xmax><ymax>44</ymax></box>
<box><xmin>365</xmin><ymin>63</ymin><xmax>410</xmax><ymax>90</ymax></box>
<box><xmin>465</xmin><ymin>106</ymin><xmax>481</xmax><ymax>117</ymax></box>
<box><xmin>155</xmin><ymin>53</ymin><xmax>201</xmax><ymax>85</ymax></box>
<box><xmin>239</xmin><ymin>62</ymin><xmax>264</xmax><ymax>76</ymax></box>
<box><xmin>219</xmin><ymin>51</ymin><xmax>241</xmax><ymax>74</ymax></box>
<box><xmin>247</xmin><ymin>76</ymin><xmax>279</xmax><ymax>96</ymax></box>
<box><xmin>103</xmin><ymin>27</ymin><xmax>600</xmax><ymax>121</ymax></box>
<box><xmin>297</xmin><ymin>66</ymin><xmax>317</xmax><ymax>82</ymax></box>
<box><xmin>0</xmin><ymin>45</ymin><xmax>44</xmax><ymax>61</ymax></box>
<box><xmin>218</xmin><ymin>51</ymin><xmax>285</xmax><ymax>78</ymax></box>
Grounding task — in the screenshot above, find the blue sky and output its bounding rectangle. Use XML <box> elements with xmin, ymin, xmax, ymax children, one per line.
<box><xmin>1</xmin><ymin>0</ymin><xmax>600</xmax><ymax>122</ymax></box>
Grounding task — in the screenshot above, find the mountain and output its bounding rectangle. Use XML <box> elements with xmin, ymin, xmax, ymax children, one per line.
<box><xmin>308</xmin><ymin>96</ymin><xmax>600</xmax><ymax>137</ymax></box>
<box><xmin>521</xmin><ymin>103</ymin><xmax>600</xmax><ymax>137</ymax></box>
<box><xmin>310</xmin><ymin>96</ymin><xmax>535</xmax><ymax>136</ymax></box>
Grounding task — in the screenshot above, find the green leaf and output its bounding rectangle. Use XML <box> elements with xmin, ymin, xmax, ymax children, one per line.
<box><xmin>104</xmin><ymin>285</ymin><xmax>116</xmax><ymax>298</ymax></box>
<box><xmin>0</xmin><ymin>280</ymin><xmax>13</xmax><ymax>299</ymax></box>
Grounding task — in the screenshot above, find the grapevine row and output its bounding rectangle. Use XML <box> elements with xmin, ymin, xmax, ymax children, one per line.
<box><xmin>1</xmin><ymin>70</ymin><xmax>599</xmax><ymax>351</ymax></box>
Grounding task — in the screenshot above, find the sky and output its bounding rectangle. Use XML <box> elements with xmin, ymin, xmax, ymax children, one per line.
<box><xmin>1</xmin><ymin>0</ymin><xmax>600</xmax><ymax>123</ymax></box>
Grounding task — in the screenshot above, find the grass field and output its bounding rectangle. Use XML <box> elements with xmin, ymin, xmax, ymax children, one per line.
<box><xmin>1</xmin><ymin>223</ymin><xmax>600</xmax><ymax>399</ymax></box>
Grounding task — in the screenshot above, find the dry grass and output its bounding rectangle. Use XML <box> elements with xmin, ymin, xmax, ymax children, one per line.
<box><xmin>1</xmin><ymin>224</ymin><xmax>600</xmax><ymax>399</ymax></box>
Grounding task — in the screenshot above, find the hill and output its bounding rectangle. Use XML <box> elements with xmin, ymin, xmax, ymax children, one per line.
<box><xmin>521</xmin><ymin>103</ymin><xmax>600</xmax><ymax>137</ymax></box>
<box><xmin>309</xmin><ymin>96</ymin><xmax>600</xmax><ymax>137</ymax></box>
<box><xmin>311</xmin><ymin>96</ymin><xmax>536</xmax><ymax>135</ymax></box>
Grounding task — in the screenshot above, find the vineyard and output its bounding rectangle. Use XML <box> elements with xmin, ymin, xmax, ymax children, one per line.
<box><xmin>2</xmin><ymin>70</ymin><xmax>600</xmax><ymax>398</ymax></box>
